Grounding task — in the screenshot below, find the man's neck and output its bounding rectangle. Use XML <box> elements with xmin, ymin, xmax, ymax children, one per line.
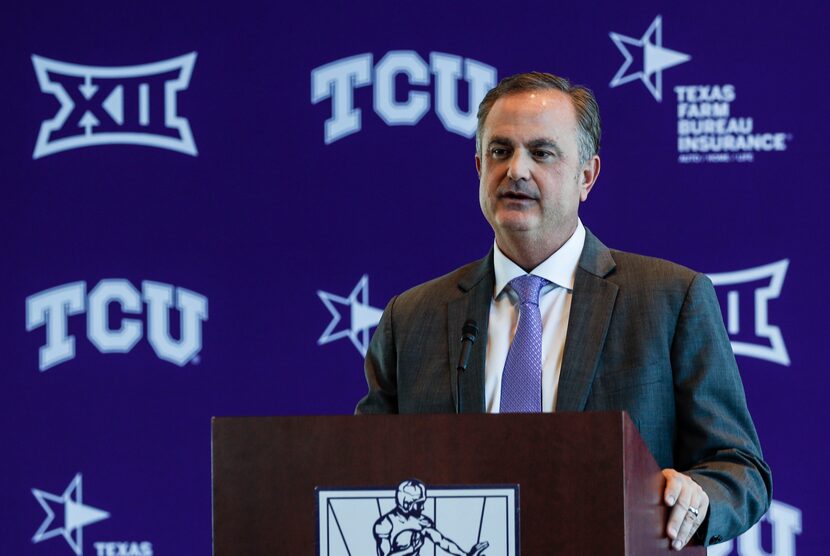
<box><xmin>496</xmin><ymin>224</ymin><xmax>577</xmax><ymax>272</ymax></box>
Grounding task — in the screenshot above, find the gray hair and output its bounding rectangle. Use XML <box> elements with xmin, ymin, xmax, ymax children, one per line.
<box><xmin>475</xmin><ymin>71</ymin><xmax>601</xmax><ymax>165</ymax></box>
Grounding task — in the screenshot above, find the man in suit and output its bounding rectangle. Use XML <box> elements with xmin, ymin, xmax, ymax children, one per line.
<box><xmin>356</xmin><ymin>72</ymin><xmax>771</xmax><ymax>550</ymax></box>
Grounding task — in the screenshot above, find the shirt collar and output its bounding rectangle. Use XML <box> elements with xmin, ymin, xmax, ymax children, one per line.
<box><xmin>493</xmin><ymin>218</ymin><xmax>586</xmax><ymax>299</ymax></box>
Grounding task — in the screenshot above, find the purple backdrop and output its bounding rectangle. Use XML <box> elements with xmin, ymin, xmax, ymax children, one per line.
<box><xmin>2</xmin><ymin>1</ymin><xmax>826</xmax><ymax>555</ymax></box>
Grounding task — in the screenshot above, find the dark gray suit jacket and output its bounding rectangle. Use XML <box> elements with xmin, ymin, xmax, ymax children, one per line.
<box><xmin>356</xmin><ymin>229</ymin><xmax>772</xmax><ymax>545</ymax></box>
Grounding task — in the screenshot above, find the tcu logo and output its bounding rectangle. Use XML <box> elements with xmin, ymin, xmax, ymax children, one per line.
<box><xmin>31</xmin><ymin>53</ymin><xmax>197</xmax><ymax>158</ymax></box>
<box><xmin>311</xmin><ymin>51</ymin><xmax>497</xmax><ymax>144</ymax></box>
<box><xmin>707</xmin><ymin>259</ymin><xmax>789</xmax><ymax>366</ymax></box>
<box><xmin>26</xmin><ymin>280</ymin><xmax>208</xmax><ymax>371</ymax></box>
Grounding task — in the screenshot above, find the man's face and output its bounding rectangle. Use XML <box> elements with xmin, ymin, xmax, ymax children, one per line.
<box><xmin>476</xmin><ymin>90</ymin><xmax>599</xmax><ymax>252</ymax></box>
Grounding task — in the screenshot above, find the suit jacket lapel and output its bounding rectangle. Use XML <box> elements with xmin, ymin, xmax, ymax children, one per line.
<box><xmin>556</xmin><ymin>229</ymin><xmax>619</xmax><ymax>411</ymax></box>
<box><xmin>447</xmin><ymin>250</ymin><xmax>494</xmax><ymax>414</ymax></box>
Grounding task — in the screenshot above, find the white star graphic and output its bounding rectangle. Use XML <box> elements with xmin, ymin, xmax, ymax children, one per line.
<box><xmin>32</xmin><ymin>473</ymin><xmax>110</xmax><ymax>555</ymax></box>
<box><xmin>609</xmin><ymin>15</ymin><xmax>691</xmax><ymax>101</ymax></box>
<box><xmin>317</xmin><ymin>275</ymin><xmax>384</xmax><ymax>356</ymax></box>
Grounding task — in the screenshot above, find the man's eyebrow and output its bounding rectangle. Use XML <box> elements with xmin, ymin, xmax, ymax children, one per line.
<box><xmin>487</xmin><ymin>136</ymin><xmax>514</xmax><ymax>146</ymax></box>
<box><xmin>527</xmin><ymin>138</ymin><xmax>561</xmax><ymax>153</ymax></box>
<box><xmin>487</xmin><ymin>136</ymin><xmax>562</xmax><ymax>150</ymax></box>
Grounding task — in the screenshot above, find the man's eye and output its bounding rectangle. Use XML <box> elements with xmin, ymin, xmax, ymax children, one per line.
<box><xmin>533</xmin><ymin>150</ymin><xmax>553</xmax><ymax>159</ymax></box>
<box><xmin>490</xmin><ymin>148</ymin><xmax>509</xmax><ymax>158</ymax></box>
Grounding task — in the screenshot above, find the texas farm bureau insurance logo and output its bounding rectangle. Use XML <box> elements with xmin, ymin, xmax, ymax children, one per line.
<box><xmin>26</xmin><ymin>279</ymin><xmax>208</xmax><ymax>371</ymax></box>
<box><xmin>32</xmin><ymin>473</ymin><xmax>153</xmax><ymax>556</ymax></box>
<box><xmin>608</xmin><ymin>16</ymin><xmax>792</xmax><ymax>164</ymax></box>
<box><xmin>31</xmin><ymin>53</ymin><xmax>197</xmax><ymax>158</ymax></box>
<box><xmin>311</xmin><ymin>51</ymin><xmax>496</xmax><ymax>144</ymax></box>
<box><xmin>317</xmin><ymin>479</ymin><xmax>516</xmax><ymax>556</ymax></box>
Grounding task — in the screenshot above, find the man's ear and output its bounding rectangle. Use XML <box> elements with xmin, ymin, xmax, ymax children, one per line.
<box><xmin>579</xmin><ymin>155</ymin><xmax>601</xmax><ymax>202</ymax></box>
<box><xmin>475</xmin><ymin>153</ymin><xmax>482</xmax><ymax>178</ymax></box>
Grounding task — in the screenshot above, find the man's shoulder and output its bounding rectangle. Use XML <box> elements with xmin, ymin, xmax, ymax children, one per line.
<box><xmin>610</xmin><ymin>248</ymin><xmax>698</xmax><ymax>278</ymax></box>
<box><xmin>605</xmin><ymin>247</ymin><xmax>709</xmax><ymax>297</ymax></box>
<box><xmin>582</xmin><ymin>228</ymin><xmax>703</xmax><ymax>287</ymax></box>
<box><xmin>394</xmin><ymin>254</ymin><xmax>491</xmax><ymax>307</ymax></box>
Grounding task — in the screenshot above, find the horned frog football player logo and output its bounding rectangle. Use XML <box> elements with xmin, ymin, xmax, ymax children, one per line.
<box><xmin>373</xmin><ymin>480</ymin><xmax>489</xmax><ymax>556</ymax></box>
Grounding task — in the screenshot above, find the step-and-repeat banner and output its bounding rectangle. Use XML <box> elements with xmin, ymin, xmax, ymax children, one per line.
<box><xmin>2</xmin><ymin>1</ymin><xmax>825</xmax><ymax>554</ymax></box>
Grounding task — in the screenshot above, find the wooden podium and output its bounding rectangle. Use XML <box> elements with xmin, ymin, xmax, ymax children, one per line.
<box><xmin>212</xmin><ymin>411</ymin><xmax>704</xmax><ymax>555</ymax></box>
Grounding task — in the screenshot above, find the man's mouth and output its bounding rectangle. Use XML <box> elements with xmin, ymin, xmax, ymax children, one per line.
<box><xmin>499</xmin><ymin>190</ymin><xmax>536</xmax><ymax>201</ymax></box>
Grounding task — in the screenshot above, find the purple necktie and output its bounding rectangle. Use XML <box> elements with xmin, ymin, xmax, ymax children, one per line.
<box><xmin>500</xmin><ymin>274</ymin><xmax>549</xmax><ymax>413</ymax></box>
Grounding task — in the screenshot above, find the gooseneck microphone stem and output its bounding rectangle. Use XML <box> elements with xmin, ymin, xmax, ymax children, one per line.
<box><xmin>456</xmin><ymin>320</ymin><xmax>479</xmax><ymax>414</ymax></box>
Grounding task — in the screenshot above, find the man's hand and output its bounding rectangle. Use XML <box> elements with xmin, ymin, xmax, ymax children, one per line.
<box><xmin>662</xmin><ymin>469</ymin><xmax>709</xmax><ymax>551</ymax></box>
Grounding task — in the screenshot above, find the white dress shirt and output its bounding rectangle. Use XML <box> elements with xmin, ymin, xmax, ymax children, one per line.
<box><xmin>484</xmin><ymin>219</ymin><xmax>586</xmax><ymax>413</ymax></box>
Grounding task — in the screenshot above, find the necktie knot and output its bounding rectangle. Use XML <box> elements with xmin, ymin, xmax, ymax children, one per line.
<box><xmin>509</xmin><ymin>274</ymin><xmax>549</xmax><ymax>307</ymax></box>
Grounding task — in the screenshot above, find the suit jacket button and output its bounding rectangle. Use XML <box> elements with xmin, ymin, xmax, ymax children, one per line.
<box><xmin>710</xmin><ymin>535</ymin><xmax>722</xmax><ymax>544</ymax></box>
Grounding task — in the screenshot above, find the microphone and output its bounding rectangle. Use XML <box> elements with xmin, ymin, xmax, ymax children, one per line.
<box><xmin>456</xmin><ymin>320</ymin><xmax>479</xmax><ymax>413</ymax></box>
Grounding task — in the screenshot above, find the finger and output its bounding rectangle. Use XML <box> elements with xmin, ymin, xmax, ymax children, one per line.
<box><xmin>665</xmin><ymin>476</ymin><xmax>694</xmax><ymax>541</ymax></box>
<box><xmin>674</xmin><ymin>484</ymin><xmax>712</xmax><ymax>551</ymax></box>
<box><xmin>666</xmin><ymin>500</ymin><xmax>688</xmax><ymax>543</ymax></box>
<box><xmin>662</xmin><ymin>469</ymin><xmax>683</xmax><ymax>506</ymax></box>
<box><xmin>679</xmin><ymin>491</ymin><xmax>710</xmax><ymax>548</ymax></box>
<box><xmin>673</xmin><ymin>491</ymin><xmax>704</xmax><ymax>549</ymax></box>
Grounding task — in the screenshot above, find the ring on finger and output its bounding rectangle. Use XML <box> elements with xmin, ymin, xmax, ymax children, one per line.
<box><xmin>687</xmin><ymin>506</ymin><xmax>700</xmax><ymax>518</ymax></box>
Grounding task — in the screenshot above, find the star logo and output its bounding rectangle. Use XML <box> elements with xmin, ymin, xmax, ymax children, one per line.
<box><xmin>609</xmin><ymin>15</ymin><xmax>691</xmax><ymax>101</ymax></box>
<box><xmin>317</xmin><ymin>275</ymin><xmax>384</xmax><ymax>356</ymax></box>
<box><xmin>32</xmin><ymin>473</ymin><xmax>110</xmax><ymax>555</ymax></box>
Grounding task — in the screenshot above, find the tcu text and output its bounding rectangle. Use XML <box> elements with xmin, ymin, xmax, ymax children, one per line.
<box><xmin>26</xmin><ymin>280</ymin><xmax>208</xmax><ymax>371</ymax></box>
<box><xmin>708</xmin><ymin>499</ymin><xmax>801</xmax><ymax>556</ymax></box>
<box><xmin>312</xmin><ymin>51</ymin><xmax>497</xmax><ymax>143</ymax></box>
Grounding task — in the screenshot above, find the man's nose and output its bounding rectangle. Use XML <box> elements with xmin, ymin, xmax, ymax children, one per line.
<box><xmin>506</xmin><ymin>151</ymin><xmax>531</xmax><ymax>182</ymax></box>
